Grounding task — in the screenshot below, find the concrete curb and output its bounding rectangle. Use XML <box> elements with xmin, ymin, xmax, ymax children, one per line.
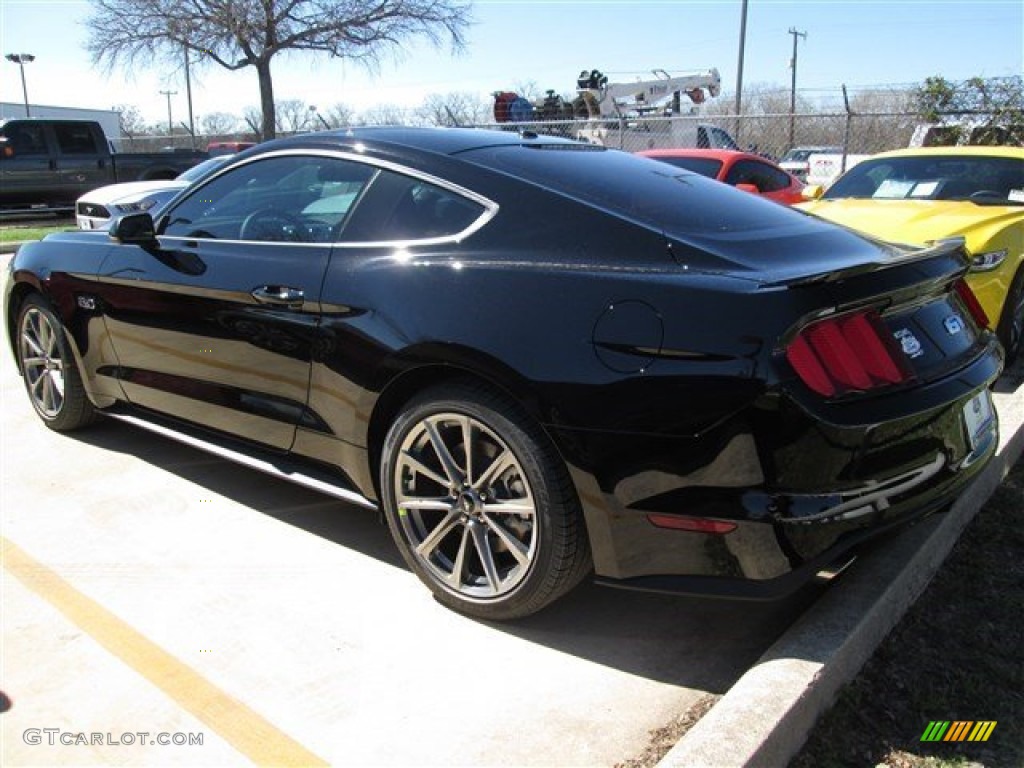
<box><xmin>658</xmin><ymin>372</ymin><xmax>1024</xmax><ymax>768</ymax></box>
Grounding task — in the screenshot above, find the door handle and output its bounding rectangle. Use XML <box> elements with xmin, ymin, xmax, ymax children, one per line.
<box><xmin>251</xmin><ymin>285</ymin><xmax>304</xmax><ymax>309</ymax></box>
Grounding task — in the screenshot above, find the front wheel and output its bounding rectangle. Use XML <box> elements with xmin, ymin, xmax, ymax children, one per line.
<box><xmin>16</xmin><ymin>294</ymin><xmax>97</xmax><ymax>431</ymax></box>
<box><xmin>997</xmin><ymin>266</ymin><xmax>1024</xmax><ymax>365</ymax></box>
<box><xmin>380</xmin><ymin>382</ymin><xmax>591</xmax><ymax>620</ymax></box>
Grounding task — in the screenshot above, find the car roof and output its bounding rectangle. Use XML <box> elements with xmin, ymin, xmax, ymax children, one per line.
<box><xmin>637</xmin><ymin>148</ymin><xmax>746</xmax><ymax>161</ymax></box>
<box><xmin>257</xmin><ymin>126</ymin><xmax>578</xmax><ymax>159</ymax></box>
<box><xmin>867</xmin><ymin>146</ymin><xmax>1024</xmax><ymax>160</ymax></box>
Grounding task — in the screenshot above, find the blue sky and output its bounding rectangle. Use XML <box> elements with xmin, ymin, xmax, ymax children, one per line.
<box><xmin>1</xmin><ymin>0</ymin><xmax>1021</xmax><ymax>125</ymax></box>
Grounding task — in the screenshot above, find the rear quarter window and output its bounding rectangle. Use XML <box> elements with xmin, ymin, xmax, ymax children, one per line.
<box><xmin>464</xmin><ymin>144</ymin><xmax>807</xmax><ymax>238</ymax></box>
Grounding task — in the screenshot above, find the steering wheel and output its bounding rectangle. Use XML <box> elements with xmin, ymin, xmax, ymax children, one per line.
<box><xmin>968</xmin><ymin>190</ymin><xmax>1003</xmax><ymax>201</ymax></box>
<box><xmin>239</xmin><ymin>209</ymin><xmax>307</xmax><ymax>242</ymax></box>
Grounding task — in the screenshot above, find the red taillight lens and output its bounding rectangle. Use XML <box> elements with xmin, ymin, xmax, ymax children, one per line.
<box><xmin>954</xmin><ymin>279</ymin><xmax>989</xmax><ymax>329</ymax></box>
<box><xmin>786</xmin><ymin>310</ymin><xmax>913</xmax><ymax>397</ymax></box>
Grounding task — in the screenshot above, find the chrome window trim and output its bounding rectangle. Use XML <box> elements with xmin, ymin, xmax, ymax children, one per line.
<box><xmin>158</xmin><ymin>147</ymin><xmax>499</xmax><ymax>249</ymax></box>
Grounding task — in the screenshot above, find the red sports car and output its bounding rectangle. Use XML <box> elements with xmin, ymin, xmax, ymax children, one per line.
<box><xmin>638</xmin><ymin>148</ymin><xmax>805</xmax><ymax>205</ymax></box>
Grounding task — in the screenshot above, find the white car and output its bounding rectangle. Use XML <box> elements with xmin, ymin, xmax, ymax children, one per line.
<box><xmin>75</xmin><ymin>154</ymin><xmax>233</xmax><ymax>230</ymax></box>
<box><xmin>779</xmin><ymin>145</ymin><xmax>842</xmax><ymax>182</ymax></box>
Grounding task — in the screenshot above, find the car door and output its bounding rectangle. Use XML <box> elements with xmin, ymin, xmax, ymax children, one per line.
<box><xmin>50</xmin><ymin>121</ymin><xmax>111</xmax><ymax>202</ymax></box>
<box><xmin>95</xmin><ymin>152</ymin><xmax>376</xmax><ymax>450</ymax></box>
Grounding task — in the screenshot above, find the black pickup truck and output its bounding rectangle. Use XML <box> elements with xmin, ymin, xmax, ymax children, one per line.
<box><xmin>0</xmin><ymin>118</ymin><xmax>207</xmax><ymax>211</ymax></box>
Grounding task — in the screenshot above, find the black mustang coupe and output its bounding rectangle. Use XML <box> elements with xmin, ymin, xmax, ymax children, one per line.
<box><xmin>5</xmin><ymin>128</ymin><xmax>1002</xmax><ymax>619</ymax></box>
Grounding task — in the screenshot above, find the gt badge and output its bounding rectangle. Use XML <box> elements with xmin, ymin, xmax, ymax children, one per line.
<box><xmin>893</xmin><ymin>328</ymin><xmax>924</xmax><ymax>358</ymax></box>
<box><xmin>943</xmin><ymin>315</ymin><xmax>964</xmax><ymax>335</ymax></box>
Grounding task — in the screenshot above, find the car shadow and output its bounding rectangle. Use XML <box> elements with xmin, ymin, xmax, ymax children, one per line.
<box><xmin>62</xmin><ymin>416</ymin><xmax>824</xmax><ymax>689</ymax></box>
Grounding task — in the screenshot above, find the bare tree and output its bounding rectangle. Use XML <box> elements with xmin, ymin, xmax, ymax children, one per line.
<box><xmin>276</xmin><ymin>98</ymin><xmax>312</xmax><ymax>134</ymax></box>
<box><xmin>200</xmin><ymin>112</ymin><xmax>240</xmax><ymax>136</ymax></box>
<box><xmin>243</xmin><ymin>106</ymin><xmax>263</xmax><ymax>137</ymax></box>
<box><xmin>357</xmin><ymin>104</ymin><xmax>412</xmax><ymax>126</ymax></box>
<box><xmin>113</xmin><ymin>104</ymin><xmax>150</xmax><ymax>142</ymax></box>
<box><xmin>86</xmin><ymin>0</ymin><xmax>471</xmax><ymax>140</ymax></box>
<box><xmin>415</xmin><ymin>91</ymin><xmax>490</xmax><ymax>126</ymax></box>
<box><xmin>322</xmin><ymin>103</ymin><xmax>356</xmax><ymax>129</ymax></box>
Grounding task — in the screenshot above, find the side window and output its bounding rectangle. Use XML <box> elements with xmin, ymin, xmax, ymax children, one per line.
<box><xmin>725</xmin><ymin>160</ymin><xmax>789</xmax><ymax>192</ymax></box>
<box><xmin>3</xmin><ymin>123</ymin><xmax>48</xmax><ymax>155</ymax></box>
<box><xmin>161</xmin><ymin>155</ymin><xmax>375</xmax><ymax>243</ymax></box>
<box><xmin>342</xmin><ymin>170</ymin><xmax>487</xmax><ymax>242</ymax></box>
<box><xmin>53</xmin><ymin>123</ymin><xmax>100</xmax><ymax>155</ymax></box>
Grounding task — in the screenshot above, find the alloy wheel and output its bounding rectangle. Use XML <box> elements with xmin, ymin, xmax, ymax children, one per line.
<box><xmin>393</xmin><ymin>412</ymin><xmax>538</xmax><ymax>599</ymax></box>
<box><xmin>19</xmin><ymin>306</ymin><xmax>66</xmax><ymax>418</ymax></box>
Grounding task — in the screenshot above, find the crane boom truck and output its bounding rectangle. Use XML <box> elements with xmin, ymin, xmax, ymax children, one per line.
<box><xmin>493</xmin><ymin>68</ymin><xmax>737</xmax><ymax>151</ymax></box>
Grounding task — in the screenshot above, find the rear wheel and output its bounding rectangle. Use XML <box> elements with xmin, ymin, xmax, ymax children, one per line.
<box><xmin>380</xmin><ymin>382</ymin><xmax>591</xmax><ymax>620</ymax></box>
<box><xmin>997</xmin><ymin>267</ymin><xmax>1024</xmax><ymax>365</ymax></box>
<box><xmin>16</xmin><ymin>294</ymin><xmax>97</xmax><ymax>431</ymax></box>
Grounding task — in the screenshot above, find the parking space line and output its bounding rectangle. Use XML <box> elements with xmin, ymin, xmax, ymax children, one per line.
<box><xmin>2</xmin><ymin>536</ymin><xmax>328</xmax><ymax>767</ymax></box>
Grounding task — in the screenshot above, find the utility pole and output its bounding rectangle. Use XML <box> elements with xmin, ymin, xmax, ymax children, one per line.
<box><xmin>160</xmin><ymin>89</ymin><xmax>177</xmax><ymax>139</ymax></box>
<box><xmin>734</xmin><ymin>0</ymin><xmax>749</xmax><ymax>142</ymax></box>
<box><xmin>787</xmin><ymin>27</ymin><xmax>807</xmax><ymax>149</ymax></box>
<box><xmin>184</xmin><ymin>46</ymin><xmax>196</xmax><ymax>148</ymax></box>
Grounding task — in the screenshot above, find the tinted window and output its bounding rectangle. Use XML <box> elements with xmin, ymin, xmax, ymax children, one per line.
<box><xmin>53</xmin><ymin>123</ymin><xmax>99</xmax><ymax>155</ymax></box>
<box><xmin>2</xmin><ymin>122</ymin><xmax>47</xmax><ymax>155</ymax></box>
<box><xmin>341</xmin><ymin>170</ymin><xmax>486</xmax><ymax>242</ymax></box>
<box><xmin>824</xmin><ymin>155</ymin><xmax>1023</xmax><ymax>203</ymax></box>
<box><xmin>724</xmin><ymin>159</ymin><xmax>791</xmax><ymax>192</ymax></box>
<box><xmin>648</xmin><ymin>156</ymin><xmax>723</xmax><ymax>179</ymax></box>
<box><xmin>161</xmin><ymin>155</ymin><xmax>376</xmax><ymax>242</ymax></box>
<box><xmin>465</xmin><ymin>145</ymin><xmax>806</xmax><ymax>238</ymax></box>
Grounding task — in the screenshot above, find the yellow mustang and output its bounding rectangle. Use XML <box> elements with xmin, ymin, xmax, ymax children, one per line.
<box><xmin>799</xmin><ymin>146</ymin><xmax>1024</xmax><ymax>362</ymax></box>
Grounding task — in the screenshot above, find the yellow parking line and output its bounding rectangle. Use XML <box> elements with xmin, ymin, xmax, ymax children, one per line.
<box><xmin>2</xmin><ymin>536</ymin><xmax>327</xmax><ymax>767</ymax></box>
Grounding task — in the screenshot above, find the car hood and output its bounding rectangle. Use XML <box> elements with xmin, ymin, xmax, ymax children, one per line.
<box><xmin>79</xmin><ymin>180</ymin><xmax>188</xmax><ymax>206</ymax></box>
<box><xmin>797</xmin><ymin>199</ymin><xmax>1023</xmax><ymax>246</ymax></box>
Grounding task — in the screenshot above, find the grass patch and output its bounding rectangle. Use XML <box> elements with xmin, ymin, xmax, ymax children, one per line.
<box><xmin>0</xmin><ymin>224</ymin><xmax>75</xmax><ymax>243</ymax></box>
<box><xmin>792</xmin><ymin>454</ymin><xmax>1024</xmax><ymax>768</ymax></box>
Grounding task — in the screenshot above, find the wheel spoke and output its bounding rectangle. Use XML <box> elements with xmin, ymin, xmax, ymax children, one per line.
<box><xmin>414</xmin><ymin>508</ymin><xmax>462</xmax><ymax>559</ymax></box>
<box><xmin>30</xmin><ymin>372</ymin><xmax>46</xmax><ymax>398</ymax></box>
<box><xmin>460</xmin><ymin>415</ymin><xmax>474</xmax><ymax>486</ymax></box>
<box><xmin>400</xmin><ymin>452</ymin><xmax>450</xmax><ymax>490</ymax></box>
<box><xmin>398</xmin><ymin>497</ymin><xmax>453</xmax><ymax>512</ymax></box>
<box><xmin>469</xmin><ymin>522</ymin><xmax>501</xmax><ymax>593</ymax></box>
<box><xmin>482</xmin><ymin>513</ymin><xmax>530</xmax><ymax>567</ymax></box>
<box><xmin>447</xmin><ymin>526</ymin><xmax>471</xmax><ymax>587</ymax></box>
<box><xmin>21</xmin><ymin>356</ymin><xmax>45</xmax><ymax>368</ymax></box>
<box><xmin>41</xmin><ymin>373</ymin><xmax>55</xmax><ymax>412</ymax></box>
<box><xmin>49</xmin><ymin>370</ymin><xmax>65</xmax><ymax>399</ymax></box>
<box><xmin>425</xmin><ymin>418</ymin><xmax>464</xmax><ymax>485</ymax></box>
<box><xmin>22</xmin><ymin>332</ymin><xmax>44</xmax><ymax>357</ymax></box>
<box><xmin>482</xmin><ymin>500</ymin><xmax>535</xmax><ymax>517</ymax></box>
<box><xmin>472</xmin><ymin>449</ymin><xmax>514</xmax><ymax>492</ymax></box>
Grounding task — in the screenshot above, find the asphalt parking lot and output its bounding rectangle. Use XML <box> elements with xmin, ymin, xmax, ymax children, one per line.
<box><xmin>1</xmin><ymin>351</ymin><xmax>823</xmax><ymax>767</ymax></box>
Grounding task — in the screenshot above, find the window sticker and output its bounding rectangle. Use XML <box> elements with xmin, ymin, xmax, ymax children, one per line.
<box><xmin>874</xmin><ymin>179</ymin><xmax>914</xmax><ymax>198</ymax></box>
<box><xmin>1009</xmin><ymin>189</ymin><xmax>1024</xmax><ymax>203</ymax></box>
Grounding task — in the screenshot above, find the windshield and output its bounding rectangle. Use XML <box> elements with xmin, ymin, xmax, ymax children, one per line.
<box><xmin>781</xmin><ymin>147</ymin><xmax>840</xmax><ymax>163</ymax></box>
<box><xmin>178</xmin><ymin>154</ymin><xmax>233</xmax><ymax>183</ymax></box>
<box><xmin>824</xmin><ymin>154</ymin><xmax>1024</xmax><ymax>205</ymax></box>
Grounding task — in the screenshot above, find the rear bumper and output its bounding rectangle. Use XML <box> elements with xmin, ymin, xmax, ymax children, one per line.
<box><xmin>560</xmin><ymin>346</ymin><xmax>1001</xmax><ymax>593</ymax></box>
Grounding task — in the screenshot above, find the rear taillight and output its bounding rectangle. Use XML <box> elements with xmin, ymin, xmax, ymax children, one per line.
<box><xmin>954</xmin><ymin>279</ymin><xmax>989</xmax><ymax>329</ymax></box>
<box><xmin>786</xmin><ymin>310</ymin><xmax>914</xmax><ymax>397</ymax></box>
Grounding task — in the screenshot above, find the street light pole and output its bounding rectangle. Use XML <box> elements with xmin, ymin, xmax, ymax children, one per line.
<box><xmin>787</xmin><ymin>27</ymin><xmax>807</xmax><ymax>149</ymax></box>
<box><xmin>160</xmin><ymin>89</ymin><xmax>177</xmax><ymax>139</ymax></box>
<box><xmin>5</xmin><ymin>53</ymin><xmax>36</xmax><ymax>117</ymax></box>
<box><xmin>184</xmin><ymin>46</ymin><xmax>196</xmax><ymax>148</ymax></box>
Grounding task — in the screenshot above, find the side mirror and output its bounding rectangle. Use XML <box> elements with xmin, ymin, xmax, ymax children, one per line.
<box><xmin>801</xmin><ymin>184</ymin><xmax>824</xmax><ymax>201</ymax></box>
<box><xmin>735</xmin><ymin>183</ymin><xmax>759</xmax><ymax>195</ymax></box>
<box><xmin>109</xmin><ymin>212</ymin><xmax>157</xmax><ymax>244</ymax></box>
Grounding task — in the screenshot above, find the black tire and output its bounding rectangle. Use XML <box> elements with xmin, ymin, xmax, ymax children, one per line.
<box><xmin>997</xmin><ymin>266</ymin><xmax>1024</xmax><ymax>365</ymax></box>
<box><xmin>380</xmin><ymin>381</ymin><xmax>591</xmax><ymax>620</ymax></box>
<box><xmin>15</xmin><ymin>294</ymin><xmax>97</xmax><ymax>431</ymax></box>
